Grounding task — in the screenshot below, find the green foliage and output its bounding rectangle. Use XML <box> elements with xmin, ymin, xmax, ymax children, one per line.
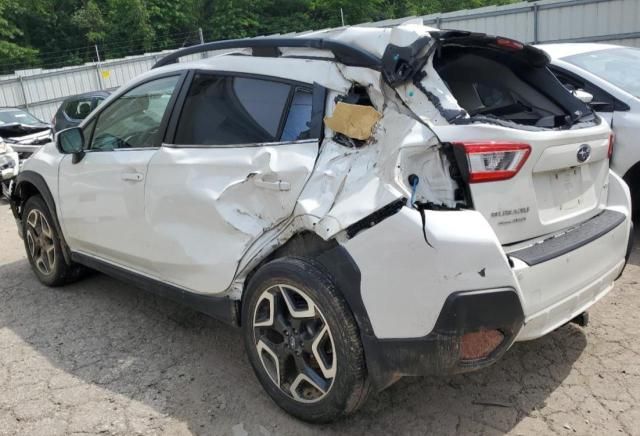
<box><xmin>0</xmin><ymin>0</ymin><xmax>38</xmax><ymax>70</ymax></box>
<box><xmin>0</xmin><ymin>0</ymin><xmax>519</xmax><ymax>73</ymax></box>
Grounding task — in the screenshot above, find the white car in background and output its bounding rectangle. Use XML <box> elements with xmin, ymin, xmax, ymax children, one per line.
<box><xmin>538</xmin><ymin>44</ymin><xmax>640</xmax><ymax>215</ymax></box>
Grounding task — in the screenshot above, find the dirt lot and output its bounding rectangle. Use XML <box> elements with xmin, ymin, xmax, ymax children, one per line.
<box><xmin>0</xmin><ymin>200</ymin><xmax>639</xmax><ymax>436</ymax></box>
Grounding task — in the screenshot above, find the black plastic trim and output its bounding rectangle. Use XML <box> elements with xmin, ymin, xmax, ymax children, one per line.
<box><xmin>362</xmin><ymin>288</ymin><xmax>524</xmax><ymax>390</ymax></box>
<box><xmin>71</xmin><ymin>252</ymin><xmax>240</xmax><ymax>326</ymax></box>
<box><xmin>152</xmin><ymin>38</ymin><xmax>382</xmax><ymax>70</ymax></box>
<box><xmin>10</xmin><ymin>170</ymin><xmax>73</xmax><ymax>264</ymax></box>
<box><xmin>509</xmin><ymin>210</ymin><xmax>626</xmax><ymax>266</ymax></box>
<box><xmin>345</xmin><ymin>198</ymin><xmax>406</xmax><ymax>239</ymax></box>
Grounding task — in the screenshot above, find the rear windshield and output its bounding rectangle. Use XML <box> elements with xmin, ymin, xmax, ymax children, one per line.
<box><xmin>434</xmin><ymin>41</ymin><xmax>594</xmax><ymax>129</ymax></box>
<box><xmin>0</xmin><ymin>109</ymin><xmax>41</xmax><ymax>125</ymax></box>
<box><xmin>563</xmin><ymin>47</ymin><xmax>640</xmax><ymax>98</ymax></box>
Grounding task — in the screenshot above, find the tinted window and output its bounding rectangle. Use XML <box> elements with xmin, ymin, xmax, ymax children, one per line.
<box><xmin>90</xmin><ymin>76</ymin><xmax>179</xmax><ymax>151</ymax></box>
<box><xmin>282</xmin><ymin>89</ymin><xmax>313</xmax><ymax>141</ymax></box>
<box><xmin>92</xmin><ymin>96</ymin><xmax>107</xmax><ymax>110</ymax></box>
<box><xmin>63</xmin><ymin>97</ymin><xmax>94</xmax><ymax>120</ymax></box>
<box><xmin>174</xmin><ymin>74</ymin><xmax>291</xmax><ymax>145</ymax></box>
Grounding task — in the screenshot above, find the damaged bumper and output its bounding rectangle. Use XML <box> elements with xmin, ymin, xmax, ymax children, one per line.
<box><xmin>341</xmin><ymin>172</ymin><xmax>630</xmax><ymax>390</ymax></box>
<box><xmin>362</xmin><ymin>288</ymin><xmax>524</xmax><ymax>389</ymax></box>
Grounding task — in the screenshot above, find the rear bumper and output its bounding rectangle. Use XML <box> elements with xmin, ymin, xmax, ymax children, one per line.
<box><xmin>362</xmin><ymin>288</ymin><xmax>524</xmax><ymax>389</ymax></box>
<box><xmin>512</xmin><ymin>208</ymin><xmax>630</xmax><ymax>341</ymax></box>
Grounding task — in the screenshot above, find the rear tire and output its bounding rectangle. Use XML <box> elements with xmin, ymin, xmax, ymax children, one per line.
<box><xmin>242</xmin><ymin>257</ymin><xmax>370</xmax><ymax>423</ymax></box>
<box><xmin>22</xmin><ymin>195</ymin><xmax>84</xmax><ymax>286</ymax></box>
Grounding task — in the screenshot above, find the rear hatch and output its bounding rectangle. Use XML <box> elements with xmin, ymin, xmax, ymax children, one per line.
<box><xmin>426</xmin><ymin>34</ymin><xmax>612</xmax><ymax>244</ymax></box>
<box><xmin>435</xmin><ymin>123</ymin><xmax>611</xmax><ymax>244</ymax></box>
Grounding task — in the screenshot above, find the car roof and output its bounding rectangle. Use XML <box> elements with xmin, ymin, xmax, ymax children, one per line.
<box><xmin>64</xmin><ymin>90</ymin><xmax>111</xmax><ymax>101</ymax></box>
<box><xmin>535</xmin><ymin>43</ymin><xmax>624</xmax><ymax>60</ymax></box>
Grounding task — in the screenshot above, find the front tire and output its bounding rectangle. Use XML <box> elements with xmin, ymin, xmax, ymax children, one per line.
<box><xmin>242</xmin><ymin>257</ymin><xmax>370</xmax><ymax>423</ymax></box>
<box><xmin>22</xmin><ymin>195</ymin><xmax>83</xmax><ymax>286</ymax></box>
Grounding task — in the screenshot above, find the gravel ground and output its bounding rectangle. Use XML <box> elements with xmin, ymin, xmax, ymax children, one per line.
<box><xmin>0</xmin><ymin>199</ymin><xmax>639</xmax><ymax>436</ymax></box>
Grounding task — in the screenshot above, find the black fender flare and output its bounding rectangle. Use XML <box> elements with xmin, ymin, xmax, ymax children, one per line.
<box><xmin>12</xmin><ymin>170</ymin><xmax>73</xmax><ymax>265</ymax></box>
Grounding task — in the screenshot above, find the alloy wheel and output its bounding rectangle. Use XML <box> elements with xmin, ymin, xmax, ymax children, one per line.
<box><xmin>252</xmin><ymin>284</ymin><xmax>336</xmax><ymax>403</ymax></box>
<box><xmin>25</xmin><ymin>209</ymin><xmax>56</xmax><ymax>276</ymax></box>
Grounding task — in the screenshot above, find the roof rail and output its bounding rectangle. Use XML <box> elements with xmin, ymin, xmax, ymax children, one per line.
<box><xmin>152</xmin><ymin>37</ymin><xmax>382</xmax><ymax>70</ymax></box>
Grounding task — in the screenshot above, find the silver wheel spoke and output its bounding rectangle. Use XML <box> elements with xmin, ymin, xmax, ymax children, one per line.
<box><xmin>289</xmin><ymin>371</ymin><xmax>329</xmax><ymax>402</ymax></box>
<box><xmin>40</xmin><ymin>218</ymin><xmax>53</xmax><ymax>239</ymax></box>
<box><xmin>253</xmin><ymin>292</ymin><xmax>275</xmax><ymax>327</ymax></box>
<box><xmin>311</xmin><ymin>325</ymin><xmax>336</xmax><ymax>379</ymax></box>
<box><xmin>256</xmin><ymin>339</ymin><xmax>281</xmax><ymax>387</ymax></box>
<box><xmin>280</xmin><ymin>286</ymin><xmax>316</xmax><ymax>319</ymax></box>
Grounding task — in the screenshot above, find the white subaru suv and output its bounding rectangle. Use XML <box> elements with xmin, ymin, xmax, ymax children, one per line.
<box><xmin>9</xmin><ymin>23</ymin><xmax>633</xmax><ymax>422</ymax></box>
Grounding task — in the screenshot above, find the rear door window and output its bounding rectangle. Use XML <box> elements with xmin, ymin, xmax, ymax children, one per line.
<box><xmin>174</xmin><ymin>74</ymin><xmax>313</xmax><ymax>146</ymax></box>
<box><xmin>63</xmin><ymin>97</ymin><xmax>95</xmax><ymax>120</ymax></box>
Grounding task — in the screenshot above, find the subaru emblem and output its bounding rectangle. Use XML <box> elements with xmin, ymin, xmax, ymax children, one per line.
<box><xmin>577</xmin><ymin>144</ymin><xmax>591</xmax><ymax>163</ymax></box>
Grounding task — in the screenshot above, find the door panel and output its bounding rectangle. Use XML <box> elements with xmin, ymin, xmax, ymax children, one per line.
<box><xmin>57</xmin><ymin>74</ymin><xmax>182</xmax><ymax>273</ymax></box>
<box><xmin>145</xmin><ymin>141</ymin><xmax>318</xmax><ymax>294</ymax></box>
<box><xmin>58</xmin><ymin>149</ymin><xmax>158</xmax><ymax>273</ymax></box>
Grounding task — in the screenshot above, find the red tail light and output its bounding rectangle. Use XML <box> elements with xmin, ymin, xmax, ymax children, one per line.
<box><xmin>454</xmin><ymin>142</ymin><xmax>531</xmax><ymax>183</ymax></box>
<box><xmin>495</xmin><ymin>38</ymin><xmax>524</xmax><ymax>51</ymax></box>
<box><xmin>608</xmin><ymin>133</ymin><xmax>615</xmax><ymax>159</ymax></box>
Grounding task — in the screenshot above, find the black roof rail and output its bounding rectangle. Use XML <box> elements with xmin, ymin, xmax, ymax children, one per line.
<box><xmin>152</xmin><ymin>37</ymin><xmax>382</xmax><ymax>70</ymax></box>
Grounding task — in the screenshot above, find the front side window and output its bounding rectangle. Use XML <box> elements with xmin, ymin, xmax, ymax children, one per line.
<box><xmin>90</xmin><ymin>76</ymin><xmax>179</xmax><ymax>151</ymax></box>
<box><xmin>174</xmin><ymin>74</ymin><xmax>293</xmax><ymax>146</ymax></box>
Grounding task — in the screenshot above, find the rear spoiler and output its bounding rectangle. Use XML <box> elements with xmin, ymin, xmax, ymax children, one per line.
<box><xmin>152</xmin><ymin>38</ymin><xmax>382</xmax><ymax>70</ymax></box>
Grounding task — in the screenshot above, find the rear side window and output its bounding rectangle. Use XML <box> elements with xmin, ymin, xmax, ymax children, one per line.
<box><xmin>282</xmin><ymin>89</ymin><xmax>313</xmax><ymax>141</ymax></box>
<box><xmin>174</xmin><ymin>74</ymin><xmax>312</xmax><ymax>146</ymax></box>
<box><xmin>63</xmin><ymin>97</ymin><xmax>94</xmax><ymax>120</ymax></box>
<box><xmin>175</xmin><ymin>75</ymin><xmax>289</xmax><ymax>145</ymax></box>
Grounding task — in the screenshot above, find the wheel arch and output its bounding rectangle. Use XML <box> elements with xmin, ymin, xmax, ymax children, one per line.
<box><xmin>241</xmin><ymin>232</ymin><xmax>375</xmax><ymax>338</ymax></box>
<box><xmin>11</xmin><ymin>170</ymin><xmax>73</xmax><ymax>265</ymax></box>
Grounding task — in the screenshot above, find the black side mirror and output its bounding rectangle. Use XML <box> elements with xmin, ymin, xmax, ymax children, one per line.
<box><xmin>56</xmin><ymin>127</ymin><xmax>85</xmax><ymax>163</ymax></box>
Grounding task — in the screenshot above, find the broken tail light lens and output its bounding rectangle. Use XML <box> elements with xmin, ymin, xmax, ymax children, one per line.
<box><xmin>608</xmin><ymin>133</ymin><xmax>615</xmax><ymax>159</ymax></box>
<box><xmin>455</xmin><ymin>142</ymin><xmax>531</xmax><ymax>183</ymax></box>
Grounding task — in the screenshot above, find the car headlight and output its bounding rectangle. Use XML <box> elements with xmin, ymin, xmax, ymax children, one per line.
<box><xmin>0</xmin><ymin>139</ymin><xmax>6</xmax><ymax>154</ymax></box>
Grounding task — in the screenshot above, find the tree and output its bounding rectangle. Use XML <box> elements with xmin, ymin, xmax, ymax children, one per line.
<box><xmin>102</xmin><ymin>0</ymin><xmax>154</xmax><ymax>58</ymax></box>
<box><xmin>72</xmin><ymin>0</ymin><xmax>107</xmax><ymax>44</ymax></box>
<box><xmin>0</xmin><ymin>0</ymin><xmax>38</xmax><ymax>71</ymax></box>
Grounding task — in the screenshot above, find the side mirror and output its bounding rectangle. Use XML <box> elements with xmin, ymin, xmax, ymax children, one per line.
<box><xmin>56</xmin><ymin>127</ymin><xmax>85</xmax><ymax>163</ymax></box>
<box><xmin>573</xmin><ymin>89</ymin><xmax>594</xmax><ymax>104</ymax></box>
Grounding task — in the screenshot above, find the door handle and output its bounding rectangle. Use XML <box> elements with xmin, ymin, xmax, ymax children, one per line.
<box><xmin>121</xmin><ymin>172</ymin><xmax>144</xmax><ymax>182</ymax></box>
<box><xmin>253</xmin><ymin>175</ymin><xmax>291</xmax><ymax>191</ymax></box>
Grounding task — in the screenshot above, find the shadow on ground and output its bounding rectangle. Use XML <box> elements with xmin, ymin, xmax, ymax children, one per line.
<box><xmin>0</xmin><ymin>255</ymin><xmax>592</xmax><ymax>435</ymax></box>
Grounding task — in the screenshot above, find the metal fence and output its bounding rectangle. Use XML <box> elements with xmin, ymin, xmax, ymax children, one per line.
<box><xmin>1</xmin><ymin>0</ymin><xmax>639</xmax><ymax>122</ymax></box>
